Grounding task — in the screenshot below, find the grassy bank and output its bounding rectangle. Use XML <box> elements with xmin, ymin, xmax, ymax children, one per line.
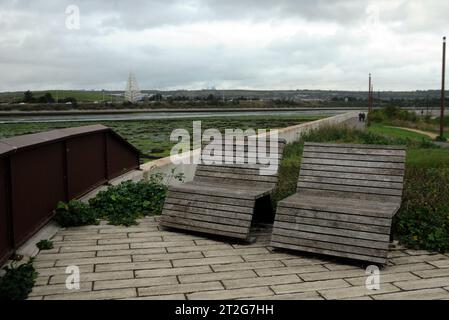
<box><xmin>369</xmin><ymin>106</ymin><xmax>448</xmax><ymax>140</ymax></box>
<box><xmin>275</xmin><ymin>125</ymin><xmax>449</xmax><ymax>252</ymax></box>
<box><xmin>0</xmin><ymin>115</ymin><xmax>321</xmax><ymax>161</ymax></box>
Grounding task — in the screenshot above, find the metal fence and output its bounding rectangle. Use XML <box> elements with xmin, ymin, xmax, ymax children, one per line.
<box><xmin>0</xmin><ymin>124</ymin><xmax>140</xmax><ymax>265</ymax></box>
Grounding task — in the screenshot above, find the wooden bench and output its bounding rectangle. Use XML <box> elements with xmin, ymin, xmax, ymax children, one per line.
<box><xmin>270</xmin><ymin>142</ymin><xmax>406</xmax><ymax>264</ymax></box>
<box><xmin>160</xmin><ymin>138</ymin><xmax>286</xmax><ymax>240</ymax></box>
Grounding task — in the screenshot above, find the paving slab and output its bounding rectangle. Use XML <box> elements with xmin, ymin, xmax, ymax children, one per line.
<box><xmin>28</xmin><ymin>217</ymin><xmax>449</xmax><ymax>300</ymax></box>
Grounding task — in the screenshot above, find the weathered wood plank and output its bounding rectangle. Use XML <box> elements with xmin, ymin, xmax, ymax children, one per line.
<box><xmin>298</xmin><ymin>189</ymin><xmax>402</xmax><ymax>204</ymax></box>
<box><xmin>303</xmin><ymin>145</ymin><xmax>406</xmax><ymax>156</ymax></box>
<box><xmin>297</xmin><ymin>181</ymin><xmax>403</xmax><ymax>196</ymax></box>
<box><xmin>298</xmin><ymin>175</ymin><xmax>404</xmax><ymax>190</ymax></box>
<box><xmin>270</xmin><ymin>239</ymin><xmax>387</xmax><ymax>264</ymax></box>
<box><xmin>271</xmin><ymin>226</ymin><xmax>390</xmax><ymax>250</ymax></box>
<box><xmin>161</xmin><ymin>221</ymin><xmax>248</xmax><ymax>240</ymax></box>
<box><xmin>274</xmin><ymin>221</ymin><xmax>390</xmax><ymax>242</ymax></box>
<box><xmin>276</xmin><ymin>206</ymin><xmax>391</xmax><ymax>226</ymax></box>
<box><xmin>162</xmin><ymin>209</ymin><xmax>252</xmax><ymax>227</ymax></box>
<box><xmin>167</xmin><ymin>191</ymin><xmax>254</xmax><ymax>207</ymax></box>
<box><xmin>301</xmin><ymin>157</ymin><xmax>405</xmax><ymax>169</ymax></box>
<box><xmin>163</xmin><ymin>203</ymin><xmax>252</xmax><ymax>221</ymax></box>
<box><xmin>300</xmin><ymin>163</ymin><xmax>404</xmax><ymax>176</ymax></box>
<box><xmin>169</xmin><ymin>184</ymin><xmax>257</xmax><ymax>200</ymax></box>
<box><xmin>279</xmin><ymin>194</ymin><xmax>399</xmax><ymax>216</ymax></box>
<box><xmin>302</xmin><ymin>152</ymin><xmax>405</xmax><ymax>163</ymax></box>
<box><xmin>304</xmin><ymin>142</ymin><xmax>406</xmax><ymax>151</ymax></box>
<box><xmin>194</xmin><ymin>170</ymin><xmax>278</xmax><ymax>183</ymax></box>
<box><xmin>275</xmin><ymin>212</ymin><xmax>391</xmax><ymax>234</ymax></box>
<box><xmin>271</xmin><ymin>235</ymin><xmax>388</xmax><ymax>258</ymax></box>
<box><xmin>196</xmin><ymin>165</ymin><xmax>279</xmax><ymax>176</ymax></box>
<box><xmin>161</xmin><ymin>215</ymin><xmax>249</xmax><ymax>234</ymax></box>
<box><xmin>193</xmin><ymin>177</ymin><xmax>275</xmax><ymax>191</ymax></box>
<box><xmin>164</xmin><ymin>198</ymin><xmax>253</xmax><ymax>214</ymax></box>
<box><xmin>299</xmin><ymin>169</ymin><xmax>403</xmax><ymax>183</ymax></box>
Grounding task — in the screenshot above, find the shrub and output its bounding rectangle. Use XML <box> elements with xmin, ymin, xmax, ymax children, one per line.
<box><xmin>53</xmin><ymin>171</ymin><xmax>183</xmax><ymax>227</ymax></box>
<box><xmin>393</xmin><ymin>168</ymin><xmax>449</xmax><ymax>252</ymax></box>
<box><xmin>0</xmin><ymin>259</ymin><xmax>38</xmax><ymax>300</ymax></box>
<box><xmin>54</xmin><ymin>200</ymin><xmax>99</xmax><ymax>227</ymax></box>
<box><xmin>89</xmin><ymin>175</ymin><xmax>174</xmax><ymax>226</ymax></box>
<box><xmin>36</xmin><ymin>239</ymin><xmax>54</xmax><ymax>250</ymax></box>
<box><xmin>435</xmin><ymin>135</ymin><xmax>447</xmax><ymax>142</ymax></box>
<box><xmin>370</xmin><ymin>106</ymin><xmax>418</xmax><ymax>123</ymax></box>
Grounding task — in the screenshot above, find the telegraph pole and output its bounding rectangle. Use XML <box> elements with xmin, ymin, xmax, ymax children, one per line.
<box><xmin>440</xmin><ymin>36</ymin><xmax>446</xmax><ymax>139</ymax></box>
<box><xmin>368</xmin><ymin>73</ymin><xmax>372</xmax><ymax>112</ymax></box>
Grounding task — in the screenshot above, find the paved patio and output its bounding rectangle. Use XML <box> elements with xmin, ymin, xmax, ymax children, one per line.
<box><xmin>28</xmin><ymin>216</ymin><xmax>449</xmax><ymax>300</ymax></box>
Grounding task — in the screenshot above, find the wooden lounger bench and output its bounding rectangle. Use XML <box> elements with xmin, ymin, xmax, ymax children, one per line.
<box><xmin>270</xmin><ymin>142</ymin><xmax>406</xmax><ymax>264</ymax></box>
<box><xmin>160</xmin><ymin>138</ymin><xmax>286</xmax><ymax>241</ymax></box>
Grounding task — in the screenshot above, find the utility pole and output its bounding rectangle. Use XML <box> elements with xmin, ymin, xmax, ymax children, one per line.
<box><xmin>440</xmin><ymin>36</ymin><xmax>446</xmax><ymax>139</ymax></box>
<box><xmin>368</xmin><ymin>73</ymin><xmax>372</xmax><ymax>112</ymax></box>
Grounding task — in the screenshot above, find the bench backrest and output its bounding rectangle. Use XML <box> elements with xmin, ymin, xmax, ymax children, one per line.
<box><xmin>297</xmin><ymin>142</ymin><xmax>406</xmax><ymax>204</ymax></box>
<box><xmin>194</xmin><ymin>138</ymin><xmax>286</xmax><ymax>189</ymax></box>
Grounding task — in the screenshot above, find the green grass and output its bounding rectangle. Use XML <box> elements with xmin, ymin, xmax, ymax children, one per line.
<box><xmin>367</xmin><ymin>123</ymin><xmax>431</xmax><ymax>141</ymax></box>
<box><xmin>0</xmin><ymin>115</ymin><xmax>322</xmax><ymax>161</ymax></box>
<box><xmin>406</xmin><ymin>148</ymin><xmax>449</xmax><ymax>168</ymax></box>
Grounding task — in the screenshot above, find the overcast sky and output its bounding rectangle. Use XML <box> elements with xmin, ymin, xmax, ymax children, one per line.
<box><xmin>0</xmin><ymin>0</ymin><xmax>447</xmax><ymax>92</ymax></box>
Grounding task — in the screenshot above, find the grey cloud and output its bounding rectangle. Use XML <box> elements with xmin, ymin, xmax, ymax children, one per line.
<box><xmin>0</xmin><ymin>0</ymin><xmax>446</xmax><ymax>91</ymax></box>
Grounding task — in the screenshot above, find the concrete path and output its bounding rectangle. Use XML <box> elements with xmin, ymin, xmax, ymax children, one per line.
<box><xmin>28</xmin><ymin>216</ymin><xmax>449</xmax><ymax>300</ymax></box>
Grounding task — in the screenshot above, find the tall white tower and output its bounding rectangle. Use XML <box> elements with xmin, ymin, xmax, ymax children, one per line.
<box><xmin>124</xmin><ymin>72</ymin><xmax>142</xmax><ymax>103</ymax></box>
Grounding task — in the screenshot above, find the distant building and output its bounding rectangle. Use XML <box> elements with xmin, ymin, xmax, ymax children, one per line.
<box><xmin>124</xmin><ymin>73</ymin><xmax>143</xmax><ymax>103</ymax></box>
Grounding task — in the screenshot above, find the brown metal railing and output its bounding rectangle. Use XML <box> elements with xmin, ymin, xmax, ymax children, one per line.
<box><xmin>0</xmin><ymin>124</ymin><xmax>140</xmax><ymax>264</ymax></box>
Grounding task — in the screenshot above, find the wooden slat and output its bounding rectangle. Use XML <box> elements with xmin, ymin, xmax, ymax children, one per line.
<box><xmin>272</xmin><ymin>226</ymin><xmax>389</xmax><ymax>250</ymax></box>
<box><xmin>161</xmin><ymin>221</ymin><xmax>247</xmax><ymax>240</ymax></box>
<box><xmin>276</xmin><ymin>206</ymin><xmax>391</xmax><ymax>227</ymax></box>
<box><xmin>298</xmin><ymin>175</ymin><xmax>403</xmax><ymax>190</ymax></box>
<box><xmin>165</xmin><ymin>198</ymin><xmax>253</xmax><ymax>214</ymax></box>
<box><xmin>297</xmin><ymin>181</ymin><xmax>403</xmax><ymax>196</ymax></box>
<box><xmin>302</xmin><ymin>152</ymin><xmax>405</xmax><ymax>163</ymax></box>
<box><xmin>169</xmin><ymin>183</ymin><xmax>259</xmax><ymax>200</ymax></box>
<box><xmin>193</xmin><ymin>177</ymin><xmax>275</xmax><ymax>191</ymax></box>
<box><xmin>280</xmin><ymin>194</ymin><xmax>399</xmax><ymax>217</ymax></box>
<box><xmin>274</xmin><ymin>221</ymin><xmax>390</xmax><ymax>242</ymax></box>
<box><xmin>270</xmin><ymin>239</ymin><xmax>387</xmax><ymax>264</ymax></box>
<box><xmin>301</xmin><ymin>157</ymin><xmax>405</xmax><ymax>169</ymax></box>
<box><xmin>162</xmin><ymin>209</ymin><xmax>252</xmax><ymax>227</ymax></box>
<box><xmin>300</xmin><ymin>163</ymin><xmax>404</xmax><ymax>176</ymax></box>
<box><xmin>303</xmin><ymin>145</ymin><xmax>406</xmax><ymax>156</ymax></box>
<box><xmin>298</xmin><ymin>189</ymin><xmax>402</xmax><ymax>204</ymax></box>
<box><xmin>163</xmin><ymin>203</ymin><xmax>252</xmax><ymax>221</ymax></box>
<box><xmin>194</xmin><ymin>170</ymin><xmax>278</xmax><ymax>183</ymax></box>
<box><xmin>161</xmin><ymin>214</ymin><xmax>249</xmax><ymax>234</ymax></box>
<box><xmin>304</xmin><ymin>142</ymin><xmax>406</xmax><ymax>151</ymax></box>
<box><xmin>271</xmin><ymin>235</ymin><xmax>388</xmax><ymax>258</ymax></box>
<box><xmin>299</xmin><ymin>169</ymin><xmax>403</xmax><ymax>183</ymax></box>
<box><xmin>196</xmin><ymin>164</ymin><xmax>278</xmax><ymax>176</ymax></box>
<box><xmin>167</xmin><ymin>191</ymin><xmax>254</xmax><ymax>207</ymax></box>
<box><xmin>275</xmin><ymin>211</ymin><xmax>391</xmax><ymax>234</ymax></box>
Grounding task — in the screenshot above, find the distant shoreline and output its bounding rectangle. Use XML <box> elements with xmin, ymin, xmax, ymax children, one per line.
<box><xmin>0</xmin><ymin>106</ymin><xmax>365</xmax><ymax>117</ymax></box>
